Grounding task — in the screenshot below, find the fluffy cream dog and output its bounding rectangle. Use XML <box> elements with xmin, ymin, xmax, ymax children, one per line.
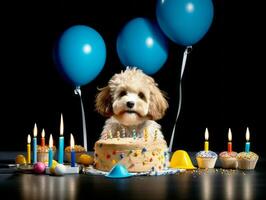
<box><xmin>95</xmin><ymin>67</ymin><xmax>168</xmax><ymax>140</ymax></box>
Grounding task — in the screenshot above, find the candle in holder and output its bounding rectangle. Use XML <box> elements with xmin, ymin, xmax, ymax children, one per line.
<box><xmin>228</xmin><ymin>128</ymin><xmax>232</xmax><ymax>153</ymax></box>
<box><xmin>245</xmin><ymin>127</ymin><xmax>250</xmax><ymax>153</ymax></box>
<box><xmin>27</xmin><ymin>134</ymin><xmax>31</xmax><ymax>164</ymax></box>
<box><xmin>33</xmin><ymin>123</ymin><xmax>38</xmax><ymax>164</ymax></box>
<box><xmin>48</xmin><ymin>134</ymin><xmax>53</xmax><ymax>167</ymax></box>
<box><xmin>58</xmin><ymin>113</ymin><xmax>64</xmax><ymax>164</ymax></box>
<box><xmin>41</xmin><ymin>129</ymin><xmax>45</xmax><ymax>147</ymax></box>
<box><xmin>204</xmin><ymin>128</ymin><xmax>209</xmax><ymax>152</ymax></box>
<box><xmin>70</xmin><ymin>133</ymin><xmax>76</xmax><ymax>167</ymax></box>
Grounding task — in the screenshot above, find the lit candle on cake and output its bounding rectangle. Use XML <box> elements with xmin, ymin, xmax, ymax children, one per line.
<box><xmin>48</xmin><ymin>134</ymin><xmax>53</xmax><ymax>167</ymax></box>
<box><xmin>108</xmin><ymin>130</ymin><xmax>113</xmax><ymax>139</ymax></box>
<box><xmin>204</xmin><ymin>128</ymin><xmax>209</xmax><ymax>152</ymax></box>
<box><xmin>133</xmin><ymin>129</ymin><xmax>136</xmax><ymax>140</ymax></box>
<box><xmin>228</xmin><ymin>128</ymin><xmax>232</xmax><ymax>153</ymax></box>
<box><xmin>122</xmin><ymin>128</ymin><xmax>126</xmax><ymax>138</ymax></box>
<box><xmin>154</xmin><ymin>129</ymin><xmax>158</xmax><ymax>141</ymax></box>
<box><xmin>41</xmin><ymin>129</ymin><xmax>45</xmax><ymax>147</ymax></box>
<box><xmin>245</xmin><ymin>127</ymin><xmax>250</xmax><ymax>153</ymax></box>
<box><xmin>27</xmin><ymin>134</ymin><xmax>31</xmax><ymax>164</ymax></box>
<box><xmin>144</xmin><ymin>128</ymin><xmax>148</xmax><ymax>142</ymax></box>
<box><xmin>58</xmin><ymin>113</ymin><xmax>64</xmax><ymax>164</ymax></box>
<box><xmin>33</xmin><ymin>123</ymin><xmax>38</xmax><ymax>164</ymax></box>
<box><xmin>70</xmin><ymin>133</ymin><xmax>76</xmax><ymax>167</ymax></box>
<box><xmin>117</xmin><ymin>131</ymin><xmax>120</xmax><ymax>140</ymax></box>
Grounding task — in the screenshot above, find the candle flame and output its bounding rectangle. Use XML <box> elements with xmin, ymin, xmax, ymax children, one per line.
<box><xmin>49</xmin><ymin>134</ymin><xmax>53</xmax><ymax>148</ymax></box>
<box><xmin>60</xmin><ymin>113</ymin><xmax>64</xmax><ymax>136</ymax></box>
<box><xmin>70</xmin><ymin>133</ymin><xmax>75</xmax><ymax>149</ymax></box>
<box><xmin>33</xmin><ymin>123</ymin><xmax>38</xmax><ymax>137</ymax></box>
<box><xmin>204</xmin><ymin>128</ymin><xmax>209</xmax><ymax>140</ymax></box>
<box><xmin>228</xmin><ymin>128</ymin><xmax>232</xmax><ymax>141</ymax></box>
<box><xmin>245</xmin><ymin>127</ymin><xmax>250</xmax><ymax>141</ymax></box>
<box><xmin>27</xmin><ymin>134</ymin><xmax>31</xmax><ymax>143</ymax></box>
<box><xmin>41</xmin><ymin>129</ymin><xmax>45</xmax><ymax>138</ymax></box>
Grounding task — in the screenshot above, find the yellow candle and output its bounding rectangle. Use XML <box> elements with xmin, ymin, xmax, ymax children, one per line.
<box><xmin>204</xmin><ymin>128</ymin><xmax>209</xmax><ymax>152</ymax></box>
<box><xmin>27</xmin><ymin>134</ymin><xmax>31</xmax><ymax>164</ymax></box>
<box><xmin>144</xmin><ymin>128</ymin><xmax>148</xmax><ymax>142</ymax></box>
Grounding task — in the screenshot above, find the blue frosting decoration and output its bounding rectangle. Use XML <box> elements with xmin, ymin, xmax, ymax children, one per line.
<box><xmin>196</xmin><ymin>150</ymin><xmax>217</xmax><ymax>158</ymax></box>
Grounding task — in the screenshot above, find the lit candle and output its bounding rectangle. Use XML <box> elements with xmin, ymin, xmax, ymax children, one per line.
<box><xmin>33</xmin><ymin>123</ymin><xmax>38</xmax><ymax>164</ymax></box>
<box><xmin>122</xmin><ymin>128</ymin><xmax>126</xmax><ymax>138</ymax></box>
<box><xmin>154</xmin><ymin>129</ymin><xmax>158</xmax><ymax>141</ymax></box>
<box><xmin>228</xmin><ymin>128</ymin><xmax>232</xmax><ymax>153</ymax></box>
<box><xmin>48</xmin><ymin>134</ymin><xmax>53</xmax><ymax>167</ymax></box>
<box><xmin>41</xmin><ymin>129</ymin><xmax>45</xmax><ymax>147</ymax></box>
<box><xmin>204</xmin><ymin>128</ymin><xmax>209</xmax><ymax>152</ymax></box>
<box><xmin>58</xmin><ymin>113</ymin><xmax>64</xmax><ymax>164</ymax></box>
<box><xmin>27</xmin><ymin>134</ymin><xmax>31</xmax><ymax>164</ymax></box>
<box><xmin>117</xmin><ymin>131</ymin><xmax>120</xmax><ymax>140</ymax></box>
<box><xmin>245</xmin><ymin>127</ymin><xmax>250</xmax><ymax>153</ymax></box>
<box><xmin>133</xmin><ymin>129</ymin><xmax>137</xmax><ymax>140</ymax></box>
<box><xmin>70</xmin><ymin>133</ymin><xmax>76</xmax><ymax>167</ymax></box>
<box><xmin>144</xmin><ymin>128</ymin><xmax>148</xmax><ymax>142</ymax></box>
<box><xmin>108</xmin><ymin>130</ymin><xmax>113</xmax><ymax>139</ymax></box>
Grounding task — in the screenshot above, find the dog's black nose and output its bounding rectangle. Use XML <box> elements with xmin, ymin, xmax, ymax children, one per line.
<box><xmin>126</xmin><ymin>101</ymin><xmax>135</xmax><ymax>108</ymax></box>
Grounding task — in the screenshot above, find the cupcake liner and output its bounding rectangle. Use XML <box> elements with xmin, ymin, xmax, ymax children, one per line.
<box><xmin>237</xmin><ymin>158</ymin><xmax>258</xmax><ymax>170</ymax></box>
<box><xmin>219</xmin><ymin>157</ymin><xmax>238</xmax><ymax>169</ymax></box>
<box><xmin>196</xmin><ymin>157</ymin><xmax>217</xmax><ymax>169</ymax></box>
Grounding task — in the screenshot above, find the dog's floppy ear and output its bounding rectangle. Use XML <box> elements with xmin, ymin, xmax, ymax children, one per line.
<box><xmin>95</xmin><ymin>86</ymin><xmax>113</xmax><ymax>117</ymax></box>
<box><xmin>148</xmin><ymin>85</ymin><xmax>168</xmax><ymax>120</ymax></box>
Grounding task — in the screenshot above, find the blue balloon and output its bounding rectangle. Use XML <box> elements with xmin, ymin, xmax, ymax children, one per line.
<box><xmin>55</xmin><ymin>25</ymin><xmax>106</xmax><ymax>86</ymax></box>
<box><xmin>116</xmin><ymin>18</ymin><xmax>168</xmax><ymax>75</ymax></box>
<box><xmin>156</xmin><ymin>0</ymin><xmax>214</xmax><ymax>46</ymax></box>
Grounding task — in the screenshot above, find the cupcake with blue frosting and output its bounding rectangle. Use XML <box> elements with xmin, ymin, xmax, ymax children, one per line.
<box><xmin>196</xmin><ymin>151</ymin><xmax>217</xmax><ymax>169</ymax></box>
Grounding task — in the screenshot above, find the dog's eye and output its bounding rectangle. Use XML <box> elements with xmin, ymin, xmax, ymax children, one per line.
<box><xmin>119</xmin><ymin>90</ymin><xmax>127</xmax><ymax>97</ymax></box>
<box><xmin>138</xmin><ymin>92</ymin><xmax>146</xmax><ymax>100</ymax></box>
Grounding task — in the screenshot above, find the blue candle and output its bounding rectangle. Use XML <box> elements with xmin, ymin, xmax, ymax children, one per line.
<box><xmin>33</xmin><ymin>123</ymin><xmax>38</xmax><ymax>164</ymax></box>
<box><xmin>58</xmin><ymin>114</ymin><xmax>64</xmax><ymax>164</ymax></box>
<box><xmin>70</xmin><ymin>134</ymin><xmax>76</xmax><ymax>167</ymax></box>
<box><xmin>48</xmin><ymin>134</ymin><xmax>53</xmax><ymax>167</ymax></box>
<box><xmin>58</xmin><ymin>136</ymin><xmax>64</xmax><ymax>163</ymax></box>
<box><xmin>245</xmin><ymin>127</ymin><xmax>250</xmax><ymax>153</ymax></box>
<box><xmin>71</xmin><ymin>150</ymin><xmax>76</xmax><ymax>167</ymax></box>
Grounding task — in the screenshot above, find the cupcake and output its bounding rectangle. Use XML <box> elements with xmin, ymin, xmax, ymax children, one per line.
<box><xmin>237</xmin><ymin>152</ymin><xmax>259</xmax><ymax>170</ymax></box>
<box><xmin>196</xmin><ymin>151</ymin><xmax>217</xmax><ymax>169</ymax></box>
<box><xmin>65</xmin><ymin>145</ymin><xmax>86</xmax><ymax>163</ymax></box>
<box><xmin>219</xmin><ymin>151</ymin><xmax>238</xmax><ymax>169</ymax></box>
<box><xmin>37</xmin><ymin>145</ymin><xmax>56</xmax><ymax>163</ymax></box>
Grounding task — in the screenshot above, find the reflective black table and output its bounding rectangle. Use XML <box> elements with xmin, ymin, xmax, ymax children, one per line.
<box><xmin>1</xmin><ymin>152</ymin><xmax>265</xmax><ymax>200</ymax></box>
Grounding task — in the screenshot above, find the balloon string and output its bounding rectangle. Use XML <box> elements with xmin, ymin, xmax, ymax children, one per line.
<box><xmin>74</xmin><ymin>86</ymin><xmax>88</xmax><ymax>152</ymax></box>
<box><xmin>169</xmin><ymin>46</ymin><xmax>192</xmax><ymax>152</ymax></box>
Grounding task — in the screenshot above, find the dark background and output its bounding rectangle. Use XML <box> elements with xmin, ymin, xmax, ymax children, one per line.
<box><xmin>1</xmin><ymin>1</ymin><xmax>264</xmax><ymax>155</ymax></box>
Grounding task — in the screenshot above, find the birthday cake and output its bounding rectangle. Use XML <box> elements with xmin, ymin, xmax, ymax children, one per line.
<box><xmin>94</xmin><ymin>137</ymin><xmax>169</xmax><ymax>172</ymax></box>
